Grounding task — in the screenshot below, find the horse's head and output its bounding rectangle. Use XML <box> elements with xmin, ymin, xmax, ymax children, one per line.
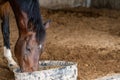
<box><xmin>14</xmin><ymin>20</ymin><xmax>50</xmax><ymax>72</ymax></box>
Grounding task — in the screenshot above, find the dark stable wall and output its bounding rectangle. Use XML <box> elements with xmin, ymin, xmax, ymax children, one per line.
<box><xmin>91</xmin><ymin>0</ymin><xmax>120</xmax><ymax>9</ymax></box>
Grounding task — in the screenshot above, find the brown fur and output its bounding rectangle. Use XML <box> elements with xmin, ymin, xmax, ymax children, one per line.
<box><xmin>0</xmin><ymin>2</ymin><xmax>10</xmax><ymax>18</ymax></box>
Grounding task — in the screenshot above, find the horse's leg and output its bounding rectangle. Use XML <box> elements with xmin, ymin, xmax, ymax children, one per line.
<box><xmin>0</xmin><ymin>2</ymin><xmax>19</xmax><ymax>71</ymax></box>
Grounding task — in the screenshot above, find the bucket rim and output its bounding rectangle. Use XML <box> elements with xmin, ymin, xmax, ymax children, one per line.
<box><xmin>13</xmin><ymin>60</ymin><xmax>77</xmax><ymax>75</ymax></box>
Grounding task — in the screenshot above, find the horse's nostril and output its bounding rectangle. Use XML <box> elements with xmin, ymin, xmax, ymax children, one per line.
<box><xmin>15</xmin><ymin>68</ymin><xmax>22</xmax><ymax>72</ymax></box>
<box><xmin>9</xmin><ymin>64</ymin><xmax>13</xmax><ymax>66</ymax></box>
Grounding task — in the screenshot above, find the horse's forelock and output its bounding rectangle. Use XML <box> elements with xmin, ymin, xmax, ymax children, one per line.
<box><xmin>25</xmin><ymin>0</ymin><xmax>46</xmax><ymax>43</ymax></box>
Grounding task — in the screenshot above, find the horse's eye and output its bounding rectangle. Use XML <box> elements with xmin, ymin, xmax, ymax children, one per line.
<box><xmin>26</xmin><ymin>46</ymin><xmax>31</xmax><ymax>52</ymax></box>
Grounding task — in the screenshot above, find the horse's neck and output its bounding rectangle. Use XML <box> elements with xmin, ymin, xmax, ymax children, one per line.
<box><xmin>9</xmin><ymin>0</ymin><xmax>43</xmax><ymax>29</ymax></box>
<box><xmin>9</xmin><ymin>0</ymin><xmax>22</xmax><ymax>17</ymax></box>
<box><xmin>9</xmin><ymin>0</ymin><xmax>44</xmax><ymax>39</ymax></box>
<box><xmin>9</xmin><ymin>0</ymin><xmax>30</xmax><ymax>32</ymax></box>
<box><xmin>0</xmin><ymin>0</ymin><xmax>5</xmax><ymax>3</ymax></box>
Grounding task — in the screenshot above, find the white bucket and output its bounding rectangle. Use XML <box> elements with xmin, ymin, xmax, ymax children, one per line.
<box><xmin>13</xmin><ymin>61</ymin><xmax>78</xmax><ymax>80</ymax></box>
<box><xmin>95</xmin><ymin>74</ymin><xmax>120</xmax><ymax>80</ymax></box>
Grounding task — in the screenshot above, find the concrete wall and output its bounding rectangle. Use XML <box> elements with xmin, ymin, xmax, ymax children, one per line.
<box><xmin>39</xmin><ymin>0</ymin><xmax>91</xmax><ymax>9</ymax></box>
<box><xmin>39</xmin><ymin>0</ymin><xmax>120</xmax><ymax>9</ymax></box>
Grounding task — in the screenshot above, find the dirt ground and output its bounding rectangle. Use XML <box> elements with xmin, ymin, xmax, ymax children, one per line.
<box><xmin>0</xmin><ymin>7</ymin><xmax>120</xmax><ymax>80</ymax></box>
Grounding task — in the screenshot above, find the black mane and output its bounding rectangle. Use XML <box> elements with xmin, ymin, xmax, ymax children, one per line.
<box><xmin>22</xmin><ymin>0</ymin><xmax>46</xmax><ymax>42</ymax></box>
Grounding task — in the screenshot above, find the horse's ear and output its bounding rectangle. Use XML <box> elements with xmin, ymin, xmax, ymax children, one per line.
<box><xmin>43</xmin><ymin>20</ymin><xmax>51</xmax><ymax>29</ymax></box>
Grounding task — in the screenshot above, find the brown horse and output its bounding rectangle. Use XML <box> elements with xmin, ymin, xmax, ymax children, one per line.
<box><xmin>0</xmin><ymin>0</ymin><xmax>50</xmax><ymax>72</ymax></box>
